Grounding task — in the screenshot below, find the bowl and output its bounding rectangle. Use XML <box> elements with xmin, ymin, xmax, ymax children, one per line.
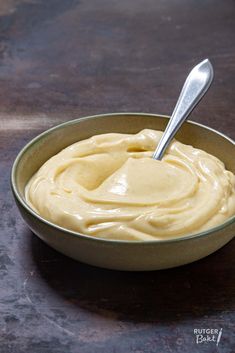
<box><xmin>11</xmin><ymin>113</ymin><xmax>235</xmax><ymax>271</ymax></box>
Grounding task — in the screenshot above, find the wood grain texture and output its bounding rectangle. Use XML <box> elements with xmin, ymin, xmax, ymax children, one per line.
<box><xmin>0</xmin><ymin>1</ymin><xmax>234</xmax><ymax>352</ymax></box>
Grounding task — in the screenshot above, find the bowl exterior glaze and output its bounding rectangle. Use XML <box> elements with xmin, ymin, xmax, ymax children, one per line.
<box><xmin>11</xmin><ymin>113</ymin><xmax>235</xmax><ymax>271</ymax></box>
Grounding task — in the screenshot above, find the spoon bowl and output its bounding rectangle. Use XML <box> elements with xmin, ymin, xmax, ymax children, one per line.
<box><xmin>11</xmin><ymin>113</ymin><xmax>235</xmax><ymax>271</ymax></box>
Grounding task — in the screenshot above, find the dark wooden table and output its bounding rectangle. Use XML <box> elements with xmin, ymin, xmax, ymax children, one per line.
<box><xmin>0</xmin><ymin>1</ymin><xmax>234</xmax><ymax>352</ymax></box>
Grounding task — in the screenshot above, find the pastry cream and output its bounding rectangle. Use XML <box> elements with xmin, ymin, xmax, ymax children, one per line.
<box><xmin>25</xmin><ymin>129</ymin><xmax>235</xmax><ymax>240</ymax></box>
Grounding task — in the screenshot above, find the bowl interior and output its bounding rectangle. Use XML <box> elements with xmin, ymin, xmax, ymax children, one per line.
<box><xmin>13</xmin><ymin>113</ymin><xmax>235</xmax><ymax>201</ymax></box>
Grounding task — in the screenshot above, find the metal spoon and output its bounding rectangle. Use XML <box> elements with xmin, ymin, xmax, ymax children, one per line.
<box><xmin>152</xmin><ymin>59</ymin><xmax>214</xmax><ymax>160</ymax></box>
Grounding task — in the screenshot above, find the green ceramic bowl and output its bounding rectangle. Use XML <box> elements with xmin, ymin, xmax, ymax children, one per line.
<box><xmin>11</xmin><ymin>113</ymin><xmax>235</xmax><ymax>271</ymax></box>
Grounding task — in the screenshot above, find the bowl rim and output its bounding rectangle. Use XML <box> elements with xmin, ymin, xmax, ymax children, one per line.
<box><xmin>11</xmin><ymin>112</ymin><xmax>235</xmax><ymax>245</ymax></box>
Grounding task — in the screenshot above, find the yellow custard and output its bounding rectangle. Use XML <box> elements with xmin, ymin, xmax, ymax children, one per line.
<box><xmin>25</xmin><ymin>129</ymin><xmax>235</xmax><ymax>240</ymax></box>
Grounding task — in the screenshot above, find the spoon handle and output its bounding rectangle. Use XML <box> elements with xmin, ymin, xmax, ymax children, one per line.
<box><xmin>152</xmin><ymin>59</ymin><xmax>214</xmax><ymax>160</ymax></box>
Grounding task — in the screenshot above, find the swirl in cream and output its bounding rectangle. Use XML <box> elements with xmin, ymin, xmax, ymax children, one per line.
<box><xmin>26</xmin><ymin>129</ymin><xmax>235</xmax><ymax>240</ymax></box>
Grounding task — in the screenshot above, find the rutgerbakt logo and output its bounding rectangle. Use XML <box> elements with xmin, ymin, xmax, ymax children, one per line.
<box><xmin>194</xmin><ymin>328</ymin><xmax>223</xmax><ymax>346</ymax></box>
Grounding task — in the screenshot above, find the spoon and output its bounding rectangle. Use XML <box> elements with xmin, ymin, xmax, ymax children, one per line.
<box><xmin>152</xmin><ymin>59</ymin><xmax>214</xmax><ymax>160</ymax></box>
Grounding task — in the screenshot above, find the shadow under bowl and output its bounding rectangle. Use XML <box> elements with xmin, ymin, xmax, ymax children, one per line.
<box><xmin>11</xmin><ymin>113</ymin><xmax>235</xmax><ymax>271</ymax></box>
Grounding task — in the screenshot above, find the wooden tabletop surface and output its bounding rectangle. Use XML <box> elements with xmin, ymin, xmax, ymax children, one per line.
<box><xmin>0</xmin><ymin>1</ymin><xmax>234</xmax><ymax>352</ymax></box>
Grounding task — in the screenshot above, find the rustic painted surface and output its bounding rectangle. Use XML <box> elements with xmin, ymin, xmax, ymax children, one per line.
<box><xmin>0</xmin><ymin>0</ymin><xmax>234</xmax><ymax>352</ymax></box>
